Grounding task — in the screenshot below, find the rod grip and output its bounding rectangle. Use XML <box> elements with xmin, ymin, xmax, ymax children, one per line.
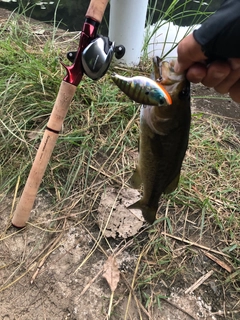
<box><xmin>12</xmin><ymin>81</ymin><xmax>76</xmax><ymax>228</ymax></box>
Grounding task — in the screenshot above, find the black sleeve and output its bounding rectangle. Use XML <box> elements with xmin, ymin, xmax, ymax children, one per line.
<box><xmin>193</xmin><ymin>0</ymin><xmax>240</xmax><ymax>59</ymax></box>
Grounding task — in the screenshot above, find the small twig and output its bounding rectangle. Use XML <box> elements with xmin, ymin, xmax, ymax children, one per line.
<box><xmin>121</xmin><ymin>273</ymin><xmax>152</xmax><ymax>320</ymax></box>
<box><xmin>185</xmin><ymin>270</ymin><xmax>214</xmax><ymax>294</ymax></box>
<box><xmin>161</xmin><ymin>297</ymin><xmax>197</xmax><ymax>320</ymax></box>
<box><xmin>83</xmin><ymin>161</ymin><xmax>123</xmax><ymax>186</ymax></box>
<box><xmin>79</xmin><ymin>268</ymin><xmax>103</xmax><ymax>296</ymax></box>
<box><xmin>162</xmin><ymin>232</ymin><xmax>229</xmax><ymax>257</ymax></box>
<box><xmin>30</xmin><ymin>229</ymin><xmax>64</xmax><ymax>284</ymax></box>
<box><xmin>124</xmin><ymin>250</ymin><xmax>144</xmax><ymax>320</ymax></box>
<box><xmin>0</xmin><ymin>263</ymin><xmax>36</xmax><ymax>292</ymax></box>
<box><xmin>107</xmin><ymin>291</ymin><xmax>114</xmax><ymax>320</ymax></box>
<box><xmin>0</xmin><ymin>228</ymin><xmax>25</xmax><ymax>242</ymax></box>
<box><xmin>11</xmin><ymin>175</ymin><xmax>21</xmax><ymax>217</ymax></box>
<box><xmin>202</xmin><ymin>250</ymin><xmax>233</xmax><ymax>273</ymax></box>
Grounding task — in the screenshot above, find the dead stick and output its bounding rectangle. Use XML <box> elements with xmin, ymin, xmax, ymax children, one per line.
<box><xmin>202</xmin><ymin>250</ymin><xmax>232</xmax><ymax>273</ymax></box>
<box><xmin>121</xmin><ymin>273</ymin><xmax>152</xmax><ymax>320</ymax></box>
<box><xmin>162</xmin><ymin>232</ymin><xmax>229</xmax><ymax>258</ymax></box>
<box><xmin>185</xmin><ymin>270</ymin><xmax>214</xmax><ymax>294</ymax></box>
<box><xmin>11</xmin><ymin>0</ymin><xmax>110</xmax><ymax>228</ymax></box>
<box><xmin>79</xmin><ymin>268</ymin><xmax>103</xmax><ymax>296</ymax></box>
<box><xmin>31</xmin><ymin>231</ymin><xmax>64</xmax><ymax>284</ymax></box>
<box><xmin>0</xmin><ymin>263</ymin><xmax>36</xmax><ymax>292</ymax></box>
<box><xmin>161</xmin><ymin>297</ymin><xmax>197</xmax><ymax>320</ymax></box>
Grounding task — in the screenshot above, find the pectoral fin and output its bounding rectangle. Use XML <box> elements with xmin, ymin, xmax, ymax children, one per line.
<box><xmin>128</xmin><ymin>200</ymin><xmax>157</xmax><ymax>224</ymax></box>
<box><xmin>164</xmin><ymin>174</ymin><xmax>180</xmax><ymax>194</ymax></box>
<box><xmin>130</xmin><ymin>166</ymin><xmax>142</xmax><ymax>189</ymax></box>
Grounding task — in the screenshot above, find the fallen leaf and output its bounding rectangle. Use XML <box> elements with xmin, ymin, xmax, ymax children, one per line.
<box><xmin>103</xmin><ymin>255</ymin><xmax>120</xmax><ymax>292</ymax></box>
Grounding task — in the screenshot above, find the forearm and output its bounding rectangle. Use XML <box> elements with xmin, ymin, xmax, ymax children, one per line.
<box><xmin>194</xmin><ymin>0</ymin><xmax>240</xmax><ymax>59</ymax></box>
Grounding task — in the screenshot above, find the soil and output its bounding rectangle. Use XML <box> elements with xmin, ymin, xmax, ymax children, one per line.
<box><xmin>3</xmin><ymin>188</ymin><xmax>239</xmax><ymax>320</ymax></box>
<box><xmin>0</xmin><ymin>8</ymin><xmax>240</xmax><ymax>320</ymax></box>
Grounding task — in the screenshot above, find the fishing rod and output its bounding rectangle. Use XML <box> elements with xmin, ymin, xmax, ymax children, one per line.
<box><xmin>11</xmin><ymin>0</ymin><xmax>125</xmax><ymax>228</ymax></box>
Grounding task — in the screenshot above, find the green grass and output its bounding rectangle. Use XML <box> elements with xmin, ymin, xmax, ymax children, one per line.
<box><xmin>0</xmin><ymin>12</ymin><xmax>137</xmax><ymax>197</ymax></box>
<box><xmin>0</xmin><ymin>7</ymin><xmax>240</xmax><ymax>320</ymax></box>
<box><xmin>143</xmin><ymin>0</ymin><xmax>215</xmax><ymax>59</ymax></box>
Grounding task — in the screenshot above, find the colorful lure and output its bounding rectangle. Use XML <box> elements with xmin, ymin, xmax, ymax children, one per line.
<box><xmin>111</xmin><ymin>73</ymin><xmax>172</xmax><ymax>106</ymax></box>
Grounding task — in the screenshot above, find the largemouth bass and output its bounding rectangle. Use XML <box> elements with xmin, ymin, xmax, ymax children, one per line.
<box><xmin>128</xmin><ymin>57</ymin><xmax>191</xmax><ymax>224</ymax></box>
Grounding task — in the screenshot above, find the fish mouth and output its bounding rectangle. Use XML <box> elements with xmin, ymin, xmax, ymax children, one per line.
<box><xmin>152</xmin><ymin>56</ymin><xmax>162</xmax><ymax>81</ymax></box>
<box><xmin>152</xmin><ymin>57</ymin><xmax>189</xmax><ymax>97</ymax></box>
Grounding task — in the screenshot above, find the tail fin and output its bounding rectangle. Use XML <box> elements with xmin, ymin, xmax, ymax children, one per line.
<box><xmin>128</xmin><ymin>200</ymin><xmax>157</xmax><ymax>224</ymax></box>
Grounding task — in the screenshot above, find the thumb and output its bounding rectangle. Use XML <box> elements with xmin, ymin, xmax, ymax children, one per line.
<box><xmin>174</xmin><ymin>33</ymin><xmax>207</xmax><ymax>74</ymax></box>
<box><xmin>174</xmin><ymin>59</ymin><xmax>191</xmax><ymax>74</ymax></box>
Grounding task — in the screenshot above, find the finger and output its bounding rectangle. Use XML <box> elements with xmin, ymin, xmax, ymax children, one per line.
<box><xmin>214</xmin><ymin>68</ymin><xmax>240</xmax><ymax>94</ymax></box>
<box><xmin>186</xmin><ymin>63</ymin><xmax>207</xmax><ymax>83</ymax></box>
<box><xmin>201</xmin><ymin>61</ymin><xmax>231</xmax><ymax>88</ymax></box>
<box><xmin>175</xmin><ymin>33</ymin><xmax>207</xmax><ymax>73</ymax></box>
<box><xmin>174</xmin><ymin>59</ymin><xmax>191</xmax><ymax>74</ymax></box>
<box><xmin>228</xmin><ymin>58</ymin><xmax>240</xmax><ymax>70</ymax></box>
<box><xmin>229</xmin><ymin>79</ymin><xmax>240</xmax><ymax>103</ymax></box>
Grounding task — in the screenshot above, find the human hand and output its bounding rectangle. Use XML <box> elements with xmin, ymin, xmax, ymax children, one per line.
<box><xmin>174</xmin><ymin>33</ymin><xmax>240</xmax><ymax>103</ymax></box>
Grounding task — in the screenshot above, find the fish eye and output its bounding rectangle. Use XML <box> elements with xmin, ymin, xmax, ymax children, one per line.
<box><xmin>145</xmin><ymin>91</ymin><xmax>150</xmax><ymax>95</ymax></box>
<box><xmin>159</xmin><ymin>97</ymin><xmax>165</xmax><ymax>105</ymax></box>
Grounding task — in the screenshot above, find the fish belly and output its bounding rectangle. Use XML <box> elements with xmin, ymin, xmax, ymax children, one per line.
<box><xmin>129</xmin><ymin>105</ymin><xmax>190</xmax><ymax>224</ymax></box>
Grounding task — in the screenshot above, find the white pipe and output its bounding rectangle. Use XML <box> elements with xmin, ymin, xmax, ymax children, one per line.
<box><xmin>109</xmin><ymin>0</ymin><xmax>148</xmax><ymax>66</ymax></box>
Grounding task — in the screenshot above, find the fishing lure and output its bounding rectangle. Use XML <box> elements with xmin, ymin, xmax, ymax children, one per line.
<box><xmin>111</xmin><ymin>73</ymin><xmax>172</xmax><ymax>106</ymax></box>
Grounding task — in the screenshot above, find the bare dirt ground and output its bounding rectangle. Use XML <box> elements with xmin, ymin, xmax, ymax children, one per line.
<box><xmin>0</xmin><ymin>8</ymin><xmax>240</xmax><ymax>320</ymax></box>
<box><xmin>2</xmin><ymin>179</ymin><xmax>239</xmax><ymax>320</ymax></box>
